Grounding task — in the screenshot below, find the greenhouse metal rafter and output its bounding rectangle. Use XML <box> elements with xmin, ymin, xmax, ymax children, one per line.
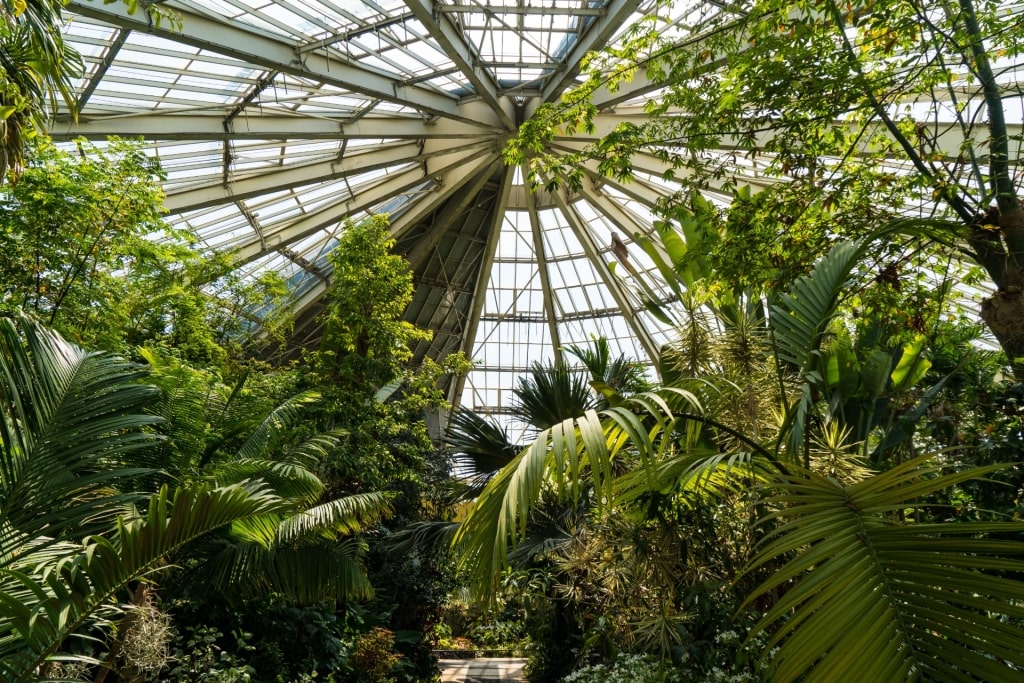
<box><xmin>51</xmin><ymin>0</ymin><xmax>1016</xmax><ymax>435</ymax></box>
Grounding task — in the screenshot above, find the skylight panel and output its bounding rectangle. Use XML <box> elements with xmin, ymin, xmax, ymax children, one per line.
<box><xmin>174</xmin><ymin>203</ymin><xmax>238</xmax><ymax>227</ymax></box>
<box><xmin>551</xmin><ymin>260</ymin><xmax>609</xmax><ymax>315</ymax></box>
<box><xmin>560</xmin><ymin>317</ymin><xmax>651</xmax><ymax>364</ymax></box>
<box><xmin>71</xmin><ymin>42</ymin><xmax>106</xmax><ymax>60</ymax></box>
<box><xmin>261</xmin><ymin>1</ymin><xmax>333</xmax><ymax>35</ymax></box>
<box><xmin>204</xmin><ymin>0</ymin><xmax>313</xmax><ymax>39</ymax></box>
<box><xmin>57</xmin><ymin>0</ymin><xmax>772</xmax><ymax>415</ymax></box>
<box><xmin>85</xmin><ymin>93</ymin><xmax>159</xmax><ymax>111</ymax></box>
<box><xmin>290</xmin><ymin>229</ymin><xmax>338</xmax><ymax>258</ymax></box>
<box><xmin>495</xmin><ymin>212</ymin><xmax>536</xmax><ymax>260</ymax></box>
<box><xmin>63</xmin><ymin>16</ymin><xmax>116</xmax><ymax>41</ymax></box>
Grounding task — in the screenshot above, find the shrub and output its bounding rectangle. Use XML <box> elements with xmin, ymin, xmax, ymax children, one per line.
<box><xmin>560</xmin><ymin>654</ymin><xmax>682</xmax><ymax>683</ymax></box>
<box><xmin>351</xmin><ymin>628</ymin><xmax>401</xmax><ymax>683</ymax></box>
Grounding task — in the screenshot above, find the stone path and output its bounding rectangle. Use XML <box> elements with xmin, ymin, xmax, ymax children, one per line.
<box><xmin>438</xmin><ymin>657</ymin><xmax>527</xmax><ymax>682</ymax></box>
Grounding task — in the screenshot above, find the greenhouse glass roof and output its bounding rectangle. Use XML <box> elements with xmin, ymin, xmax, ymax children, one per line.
<box><xmin>53</xmin><ymin>0</ymin><xmax>1017</xmax><ymax>431</ymax></box>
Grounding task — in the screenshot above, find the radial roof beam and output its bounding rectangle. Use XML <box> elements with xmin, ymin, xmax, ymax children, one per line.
<box><xmin>298</xmin><ymin>12</ymin><xmax>418</xmax><ymax>52</ymax></box>
<box><xmin>524</xmin><ymin>166</ymin><xmax>563</xmax><ymax>365</ymax></box>
<box><xmin>166</xmin><ymin>140</ymin><xmax>492</xmax><ymax>213</ymax></box>
<box><xmin>52</xmin><ymin>113</ymin><xmax>496</xmax><ymax>141</ymax></box>
<box><xmin>449</xmin><ymin>166</ymin><xmax>514</xmax><ymax>406</ymax></box>
<box><xmin>577</xmin><ymin>110</ymin><xmax>975</xmax><ymax>158</ymax></box>
<box><xmin>586</xmin><ymin>14</ymin><xmax>751</xmax><ymax>111</ymax></box>
<box><xmin>550</xmin><ymin>140</ymin><xmax>780</xmax><ymax>194</ymax></box>
<box><xmin>576</xmin><ymin>163</ymin><xmax>674</xmax><ymax>210</ymax></box>
<box><xmin>551</xmin><ymin>188</ymin><xmax>662</xmax><ymax>365</ymax></box>
<box><xmin>387</xmin><ymin>153</ymin><xmax>502</xmax><ymax>240</ymax></box>
<box><xmin>231</xmin><ymin>147</ymin><xmax>498</xmax><ymax>264</ymax></box>
<box><xmin>438</xmin><ymin>5</ymin><xmax>607</xmax><ymax>16</ymax></box>
<box><xmin>562</xmin><ymin>152</ymin><xmax>740</xmax><ymax>210</ymax></box>
<box><xmin>66</xmin><ymin>0</ymin><xmax>494</xmax><ymax>127</ymax></box>
<box><xmin>76</xmin><ymin>28</ymin><xmax>130</xmax><ymax>112</ymax></box>
<box><xmin>404</xmin><ymin>0</ymin><xmax>515</xmax><ymax>130</ymax></box>
<box><xmin>406</xmin><ymin>159</ymin><xmax>504</xmax><ymax>270</ymax></box>
<box><xmin>542</xmin><ymin>0</ymin><xmax>642</xmax><ymax>104</ymax></box>
<box><xmin>575</xmin><ymin>184</ymin><xmax>669</xmax><ymax>260</ymax></box>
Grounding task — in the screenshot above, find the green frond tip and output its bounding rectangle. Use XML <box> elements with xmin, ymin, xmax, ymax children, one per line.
<box><xmin>0</xmin><ymin>482</ymin><xmax>293</xmax><ymax>681</ymax></box>
<box><xmin>742</xmin><ymin>455</ymin><xmax>1024</xmax><ymax>683</ymax></box>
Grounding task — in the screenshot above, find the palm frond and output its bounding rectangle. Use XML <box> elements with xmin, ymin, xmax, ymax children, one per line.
<box><xmin>224</xmin><ymin>491</ymin><xmax>392</xmax><ymax>550</ymax></box>
<box><xmin>454</xmin><ymin>415</ymin><xmax>589</xmax><ymax>599</ymax></box>
<box><xmin>512</xmin><ymin>360</ymin><xmax>596</xmax><ymax>429</ymax></box>
<box><xmin>0</xmin><ymin>482</ymin><xmax>291</xmax><ymax>681</ymax></box>
<box><xmin>282</xmin><ymin>431</ymin><xmax>346</xmax><ymax>469</ymax></box>
<box><xmin>138</xmin><ymin>347</ymin><xmax>213</xmax><ymax>481</ymax></box>
<box><xmin>229</xmin><ymin>539</ymin><xmax>374</xmax><ymax>604</ymax></box>
<box><xmin>234</xmin><ymin>390</ymin><xmax>321</xmax><ymax>461</ymax></box>
<box><xmin>276</xmin><ymin>491</ymin><xmax>393</xmax><ymax>543</ymax></box>
<box><xmin>0</xmin><ymin>314</ymin><xmax>163</xmax><ymax>551</ymax></box>
<box><xmin>613</xmin><ymin>449</ymin><xmax>768</xmax><ymax>509</ymax></box>
<box><xmin>455</xmin><ymin>390</ymin><xmax>700</xmax><ymax>599</ymax></box>
<box><xmin>446</xmin><ymin>408</ymin><xmax>521</xmax><ymax>477</ymax></box>
<box><xmin>564</xmin><ymin>336</ymin><xmax>652</xmax><ymax>399</ymax></box>
<box><xmin>742</xmin><ymin>455</ymin><xmax>1024</xmax><ymax>683</ymax></box>
<box><xmin>770</xmin><ymin>239</ymin><xmax>868</xmax><ymax>454</ymax></box>
<box><xmin>211</xmin><ymin>458</ymin><xmax>325</xmax><ymax>502</ymax></box>
<box><xmin>388</xmin><ymin>521</ymin><xmax>461</xmax><ymax>556</ymax></box>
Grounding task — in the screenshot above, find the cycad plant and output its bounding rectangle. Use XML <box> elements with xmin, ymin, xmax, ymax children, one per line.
<box><xmin>140</xmin><ymin>348</ymin><xmax>393</xmax><ymax>605</ymax></box>
<box><xmin>0</xmin><ymin>313</ymin><xmax>291</xmax><ymax>679</ymax></box>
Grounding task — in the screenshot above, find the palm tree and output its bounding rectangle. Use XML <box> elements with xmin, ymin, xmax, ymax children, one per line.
<box><xmin>454</xmin><ymin>230</ymin><xmax>1024</xmax><ymax>681</ymax></box>
<box><xmin>511</xmin><ymin>359</ymin><xmax>596</xmax><ymax>430</ymax></box>
<box><xmin>0</xmin><ymin>0</ymin><xmax>82</xmax><ymax>183</ymax></box>
<box><xmin>0</xmin><ymin>315</ymin><xmax>390</xmax><ymax>679</ymax></box>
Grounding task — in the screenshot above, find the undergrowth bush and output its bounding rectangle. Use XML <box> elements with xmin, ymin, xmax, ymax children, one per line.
<box><xmin>560</xmin><ymin>654</ymin><xmax>682</xmax><ymax>683</ymax></box>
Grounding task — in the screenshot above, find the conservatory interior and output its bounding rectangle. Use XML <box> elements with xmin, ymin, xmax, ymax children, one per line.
<box><xmin>1</xmin><ymin>0</ymin><xmax>1023</xmax><ymax>681</ymax></box>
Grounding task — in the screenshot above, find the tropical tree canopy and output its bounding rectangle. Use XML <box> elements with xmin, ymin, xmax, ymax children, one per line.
<box><xmin>511</xmin><ymin>0</ymin><xmax>1024</xmax><ymax>376</ymax></box>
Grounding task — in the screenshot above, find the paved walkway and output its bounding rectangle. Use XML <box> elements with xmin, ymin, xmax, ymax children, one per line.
<box><xmin>438</xmin><ymin>657</ymin><xmax>527</xmax><ymax>682</ymax></box>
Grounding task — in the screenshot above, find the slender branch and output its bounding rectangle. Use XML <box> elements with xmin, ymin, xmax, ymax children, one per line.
<box><xmin>47</xmin><ymin>191</ymin><xmax>130</xmax><ymax>325</ymax></box>
<box><xmin>957</xmin><ymin>0</ymin><xmax>1015</xmax><ymax>212</ymax></box>
<box><xmin>824</xmin><ymin>0</ymin><xmax>975</xmax><ymax>225</ymax></box>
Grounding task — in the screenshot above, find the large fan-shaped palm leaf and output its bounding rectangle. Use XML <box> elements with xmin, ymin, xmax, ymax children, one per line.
<box><xmin>512</xmin><ymin>360</ymin><xmax>596</xmax><ymax>429</ymax></box>
<box><xmin>445</xmin><ymin>408</ymin><xmax>522</xmax><ymax>503</ymax></box>
<box><xmin>742</xmin><ymin>455</ymin><xmax>1024</xmax><ymax>682</ymax></box>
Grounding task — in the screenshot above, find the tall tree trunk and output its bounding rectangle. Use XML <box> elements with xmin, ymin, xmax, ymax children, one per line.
<box><xmin>980</xmin><ymin>203</ymin><xmax>1024</xmax><ymax>380</ymax></box>
<box><xmin>960</xmin><ymin>0</ymin><xmax>1024</xmax><ymax>380</ymax></box>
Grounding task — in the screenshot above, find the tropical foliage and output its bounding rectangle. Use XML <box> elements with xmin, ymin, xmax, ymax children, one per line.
<box><xmin>0</xmin><ymin>0</ymin><xmax>80</xmax><ymax>182</ymax></box>
<box><xmin>452</xmin><ymin>230</ymin><xmax>1024</xmax><ymax>682</ymax></box>
<box><xmin>510</xmin><ymin>0</ymin><xmax>1024</xmax><ymax>376</ymax></box>
<box><xmin>0</xmin><ymin>314</ymin><xmax>288</xmax><ymax>679</ymax></box>
<box><xmin>3</xmin><ymin>1</ymin><xmax>1023</xmax><ymax>681</ymax></box>
<box><xmin>0</xmin><ymin>138</ymin><xmax>292</xmax><ymax>366</ymax></box>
